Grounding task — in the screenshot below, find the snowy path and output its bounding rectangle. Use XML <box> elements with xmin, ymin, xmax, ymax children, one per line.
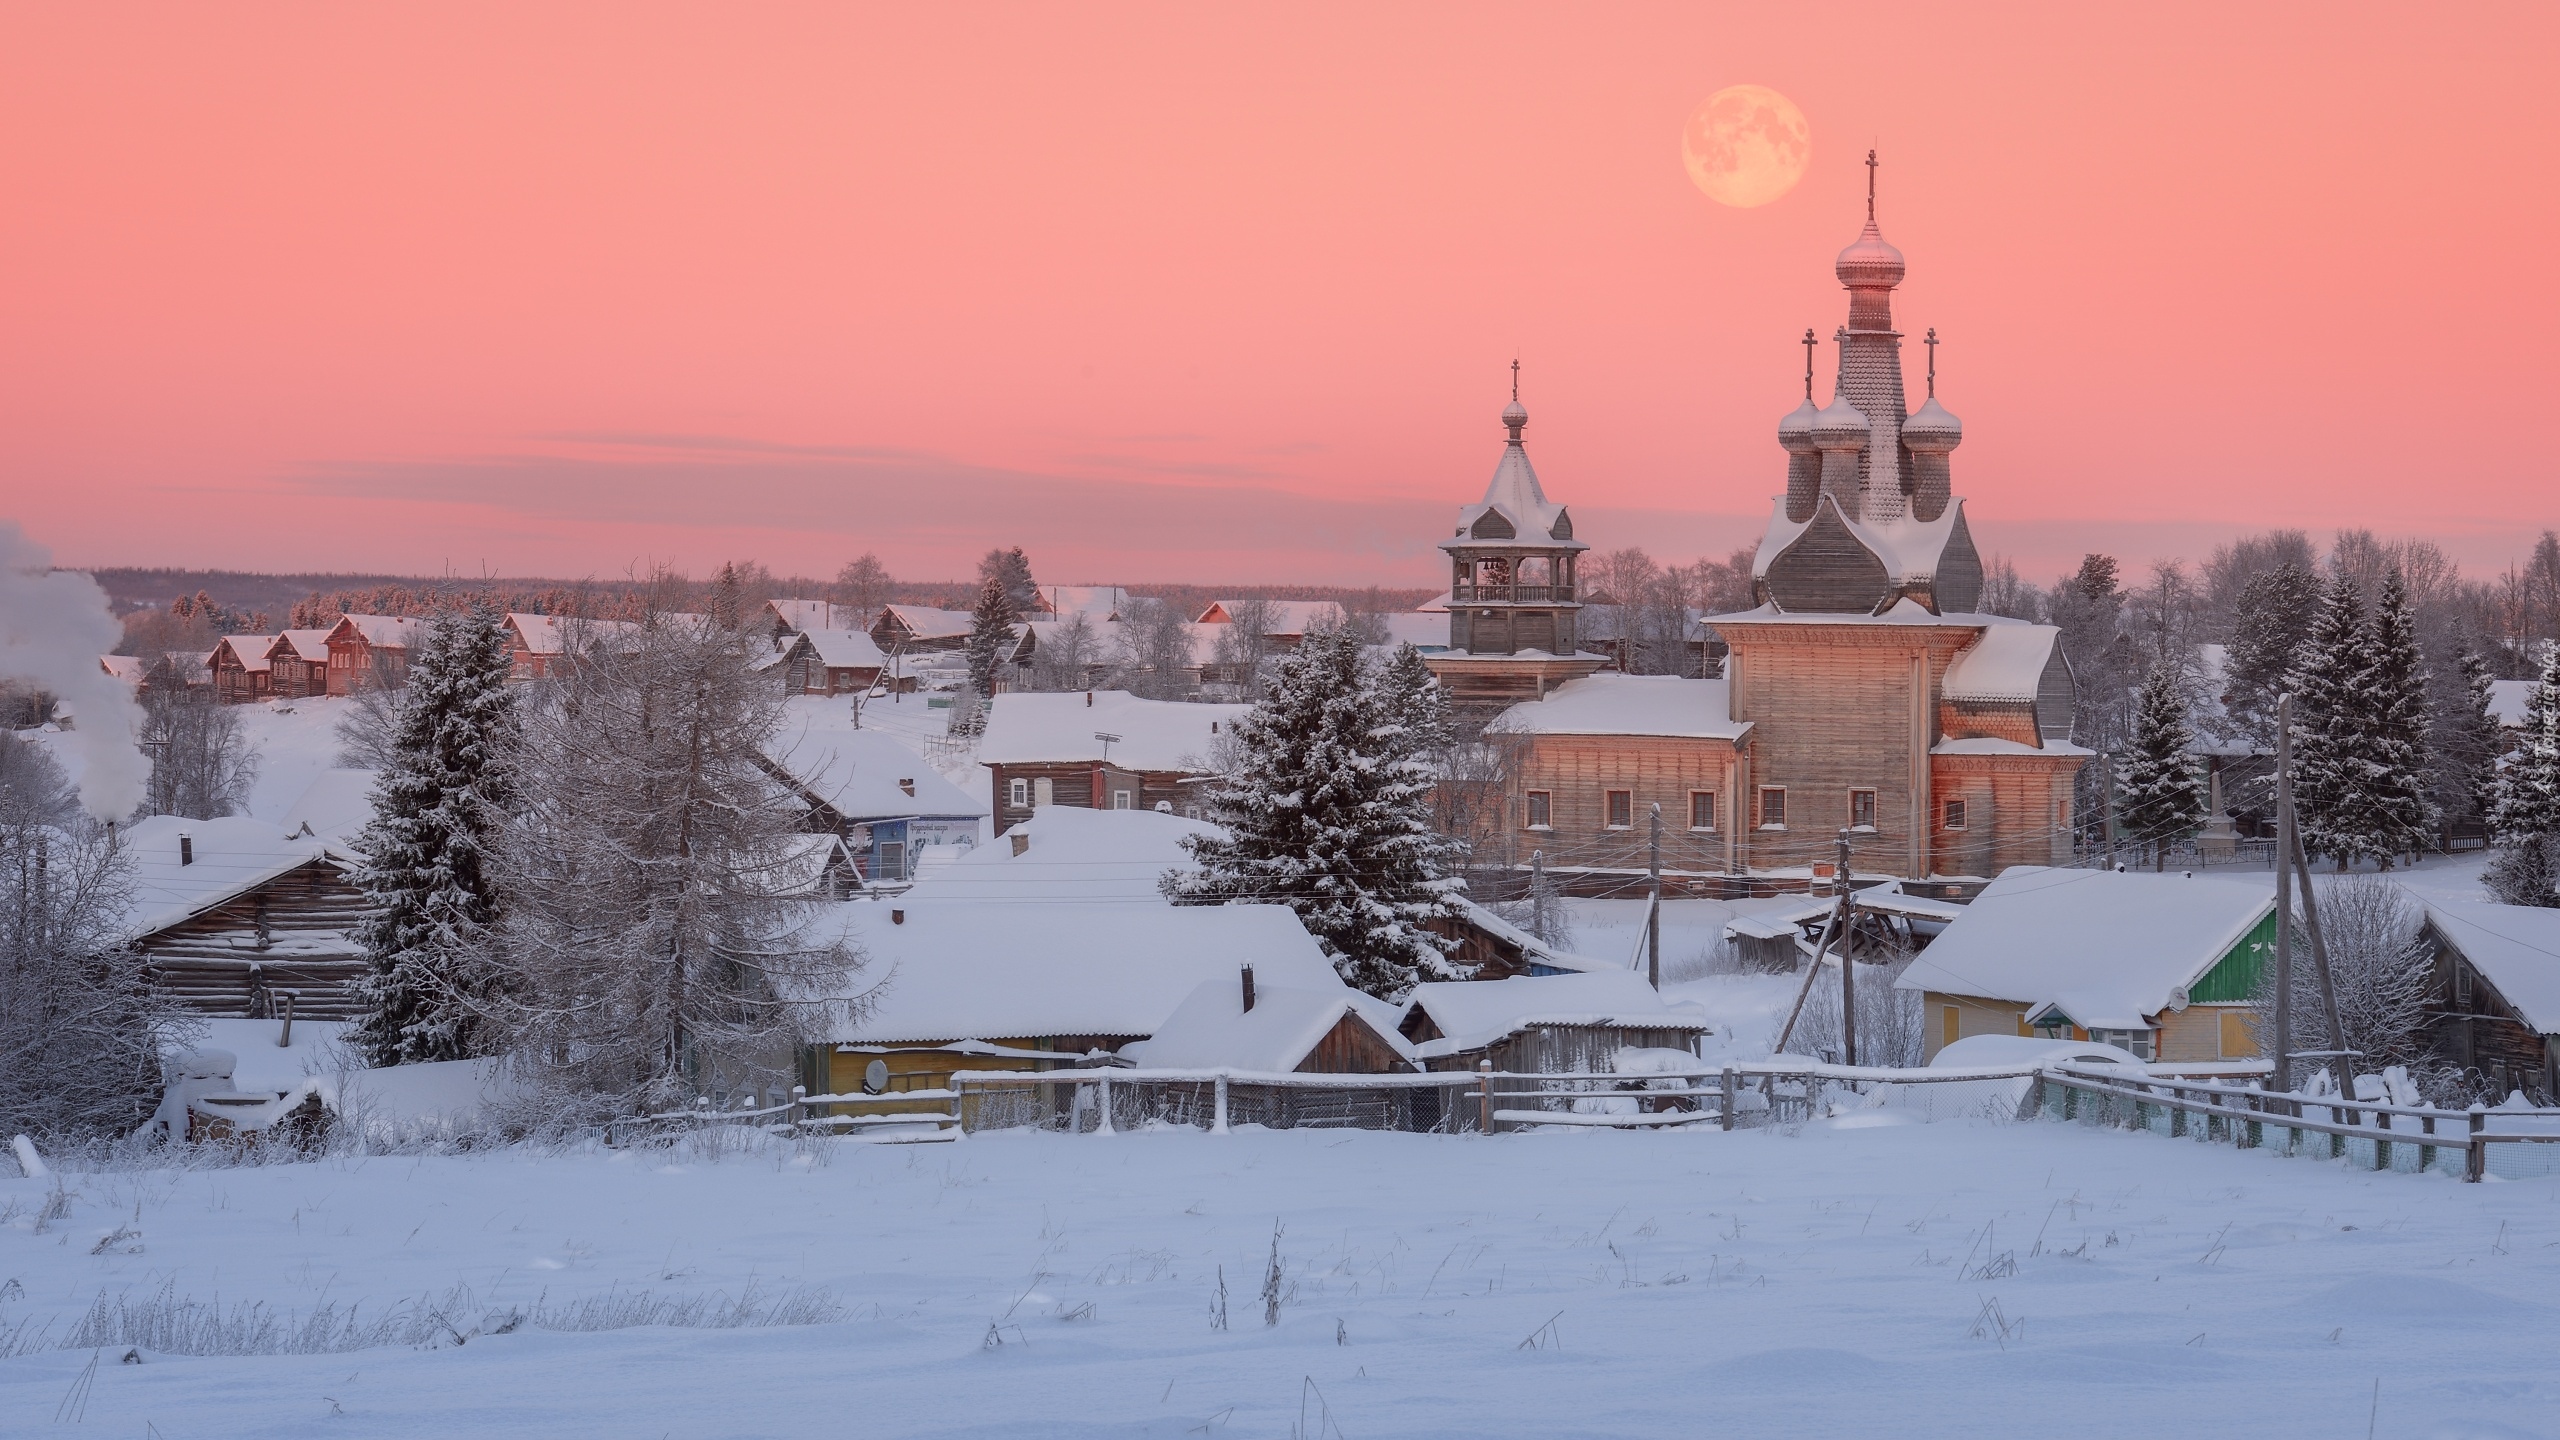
<box><xmin>4</xmin><ymin>1120</ymin><xmax>2554</xmax><ymax>1438</ymax></box>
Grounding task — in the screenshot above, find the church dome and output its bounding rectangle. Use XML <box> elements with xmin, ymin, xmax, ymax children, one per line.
<box><xmin>1835</xmin><ymin>218</ymin><xmax>1906</xmax><ymax>290</ymax></box>
<box><xmin>1901</xmin><ymin>395</ymin><xmax>1962</xmax><ymax>453</ymax></box>
<box><xmin>1809</xmin><ymin>393</ymin><xmax>1870</xmax><ymax>450</ymax></box>
<box><xmin>1777</xmin><ymin>397</ymin><xmax>1820</xmax><ymax>453</ymax></box>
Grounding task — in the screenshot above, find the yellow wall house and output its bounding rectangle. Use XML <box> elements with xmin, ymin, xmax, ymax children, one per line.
<box><xmin>802</xmin><ymin>899</ymin><xmax>1346</xmax><ymax>1121</ymax></box>
<box><xmin>1893</xmin><ymin>866</ymin><xmax>2279</xmax><ymax>1066</ymax></box>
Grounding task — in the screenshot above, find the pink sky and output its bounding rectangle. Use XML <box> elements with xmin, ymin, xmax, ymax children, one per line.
<box><xmin>4</xmin><ymin>4</ymin><xmax>2554</xmax><ymax>588</ymax></box>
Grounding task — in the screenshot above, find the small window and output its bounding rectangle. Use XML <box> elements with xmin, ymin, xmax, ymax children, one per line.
<box><xmin>1008</xmin><ymin>777</ymin><xmax>1029</xmax><ymax>808</ymax></box>
<box><xmin>1757</xmin><ymin>787</ymin><xmax>1787</xmax><ymax>829</ymax></box>
<box><xmin>1689</xmin><ymin>791</ymin><xmax>1718</xmax><ymax>832</ymax></box>
<box><xmin>1526</xmin><ymin>791</ymin><xmax>1552</xmax><ymax>829</ymax></box>
<box><xmin>1112</xmin><ymin>789</ymin><xmax>1133</xmax><ymax>810</ymax></box>
<box><xmin>1849</xmin><ymin>789</ymin><xmax>1878</xmax><ymax>831</ymax></box>
<box><xmin>1606</xmin><ymin>790</ymin><xmax>1633</xmax><ymax>829</ymax></box>
<box><xmin>1942</xmin><ymin>799</ymin><xmax>1968</xmax><ymax>830</ymax></box>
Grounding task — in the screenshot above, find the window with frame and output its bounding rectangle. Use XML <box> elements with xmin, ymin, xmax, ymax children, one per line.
<box><xmin>1605</xmin><ymin>790</ymin><xmax>1633</xmax><ymax>829</ymax></box>
<box><xmin>1008</xmin><ymin>777</ymin><xmax>1029</xmax><ymax>808</ymax></box>
<box><xmin>2087</xmin><ymin>1028</ymin><xmax>2155</xmax><ymax>1061</ymax></box>
<box><xmin>1689</xmin><ymin>791</ymin><xmax>1718</xmax><ymax>832</ymax></box>
<box><xmin>1849</xmin><ymin>788</ymin><xmax>1878</xmax><ymax>831</ymax></box>
<box><xmin>1525</xmin><ymin>791</ymin><xmax>1552</xmax><ymax>829</ymax></box>
<box><xmin>1757</xmin><ymin>786</ymin><xmax>1787</xmax><ymax>829</ymax></box>
<box><xmin>1111</xmin><ymin>789</ymin><xmax>1133</xmax><ymax>810</ymax></box>
<box><xmin>1942</xmin><ymin>798</ymin><xmax>1968</xmax><ymax>830</ymax></box>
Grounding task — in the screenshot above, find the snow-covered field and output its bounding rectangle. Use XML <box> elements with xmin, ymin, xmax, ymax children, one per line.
<box><xmin>7</xmin><ymin>1119</ymin><xmax>2555</xmax><ymax>1438</ymax></box>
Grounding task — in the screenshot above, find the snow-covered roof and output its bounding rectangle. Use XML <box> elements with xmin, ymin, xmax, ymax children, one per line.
<box><xmin>213</xmin><ymin>635</ymin><xmax>276</xmax><ymax>673</ymax></box>
<box><xmin>1134</xmin><ymin>980</ymin><xmax>1415</xmax><ymax>1072</ymax></box>
<box><xmin>794</xmin><ymin>627</ymin><xmax>888</xmax><ymax>669</ymax></box>
<box><xmin>1892</xmin><ymin>866</ymin><xmax>2274</xmax><ymax>1031</ymax></box>
<box><xmin>1381</xmin><ymin>613</ymin><xmax>1449</xmax><ymax>650</ymax></box>
<box><xmin>1037</xmin><ymin>586</ymin><xmax>1132</xmax><ymax>619</ymax></box>
<box><xmin>2489</xmin><ymin>679</ymin><xmax>2537</xmax><ymax>729</ymax></box>
<box><xmin>332</xmin><ymin>614</ymin><xmax>424</xmax><ymax>649</ymax></box>
<box><xmin>505</xmin><ymin>613</ymin><xmax>642</xmax><ymax>656</ymax></box>
<box><xmin>820</xmin><ymin>901</ymin><xmax>1340</xmax><ymax>1044</ymax></box>
<box><xmin>978</xmin><ymin>691</ymin><xmax>1246</xmax><ymax>772</ymax></box>
<box><xmin>267</xmin><ymin>629</ymin><xmax>334</xmax><ymax>662</ymax></box>
<box><xmin>1403</xmin><ymin>970</ymin><xmax>1709</xmax><ymax>1058</ymax></box>
<box><xmin>280</xmin><ymin>768</ymin><xmax>379</xmax><ymax>853</ymax></box>
<box><xmin>1452</xmin><ymin>898</ymin><xmax>1620</xmax><ymax>974</ymax></box>
<box><xmin>115</xmin><ymin>814</ymin><xmax>334</xmax><ymax>938</ymax></box>
<box><xmin>100</xmin><ymin>654</ymin><xmax>145</xmax><ymax>684</ymax></box>
<box><xmin>2424</xmin><ymin>899</ymin><xmax>2560</xmax><ymax>1033</ymax></box>
<box><xmin>1194</xmin><ymin>600</ymin><xmax>1341</xmax><ymax>635</ymax></box>
<box><xmin>901</xmin><ymin>806</ymin><xmax>1213</xmax><ymax>902</ymax></box>
<box><xmin>1742</xmin><ymin>495</ymin><xmax>1970</xmax><ymax>597</ymax></box>
<box><xmin>882</xmin><ymin>605</ymin><xmax>974</xmax><ymax>641</ymax></box>
<box><xmin>1709</xmin><ymin>596</ymin><xmax>1973</xmax><ymax>628</ymax></box>
<box><xmin>1932</xmin><ymin>736</ymin><xmax>2095</xmax><ymax>758</ymax></box>
<box><xmin>1483</xmin><ymin>673</ymin><xmax>1750</xmax><ymax>741</ymax></box>
<box><xmin>1414</xmin><ymin>591</ymin><xmax>1452</xmax><ymax>613</ymax></box>
<box><xmin>1939</xmin><ymin>622</ymin><xmax>2058</xmax><ymax>703</ymax></box>
<box><xmin>1721</xmin><ymin>882</ymin><xmax>1966</xmax><ymax>941</ymax></box>
<box><xmin>1442</xmin><ymin>402</ymin><xmax>1586</xmax><ymax>555</ymax></box>
<box><xmin>764</xmin><ymin>722</ymin><xmax>982</xmax><ymax>821</ymax></box>
<box><xmin>766</xmin><ymin>599</ymin><xmax>837</xmax><ymax>633</ymax></box>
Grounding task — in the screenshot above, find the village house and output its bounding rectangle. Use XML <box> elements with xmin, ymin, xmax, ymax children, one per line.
<box><xmin>977</xmin><ymin>689</ymin><xmax>1247</xmax><ymax>835</ymax></box>
<box><xmin>759</xmin><ymin>719</ymin><xmax>982</xmax><ymax>885</ymax></box>
<box><xmin>207</xmin><ymin>634</ymin><xmax>276</xmax><ymax>704</ymax></box>
<box><xmin>323</xmin><ymin>614</ymin><xmax>425</xmax><ymax>694</ymax></box>
<box><xmin>117</xmin><ymin>814</ymin><xmax>372</xmax><ymax>1020</ymax></box>
<box><xmin>902</xmin><ymin>804</ymin><xmax>1208</xmax><ymax>901</ymax></box>
<box><xmin>771</xmin><ymin>626</ymin><xmax>892</xmax><ymax>696</ymax></box>
<box><xmin>1399</xmin><ymin>969</ymin><xmax>1709</xmax><ymax>1073</ymax></box>
<box><xmin>2419</xmin><ymin>899</ymin><xmax>2560</xmax><ymax>1102</ymax></box>
<box><xmin>1893</xmin><ymin>866</ymin><xmax>2278</xmax><ymax>1064</ymax></box>
<box><xmin>870</xmin><ymin>603</ymin><xmax>976</xmax><ymax>656</ymax></box>
<box><xmin>1137</xmin><ymin>968</ymin><xmax>1415</xmax><ymax>1076</ymax></box>
<box><xmin>800</xmin><ymin>900</ymin><xmax>1344</xmax><ymax>1118</ymax></box>
<box><xmin>263</xmin><ymin>629</ymin><xmax>333</xmax><ymax>699</ymax></box>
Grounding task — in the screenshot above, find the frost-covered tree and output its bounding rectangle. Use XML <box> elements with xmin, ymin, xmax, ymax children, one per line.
<box><xmin>831</xmin><ymin>552</ymin><xmax>893</xmax><ymax>629</ymax></box>
<box><xmin>1113</xmin><ymin>597</ymin><xmax>1196</xmax><ymax>701</ymax></box>
<box><xmin>2250</xmin><ymin>875</ymin><xmax>2437</xmax><ymax>1072</ymax></box>
<box><xmin>2431</xmin><ymin>639</ymin><xmax>2506</xmax><ymax>830</ymax></box>
<box><xmin>349</xmin><ymin>606</ymin><xmax>519</xmax><ymax>1066</ymax></box>
<box><xmin>2350</xmin><ymin>569</ymin><xmax>2439</xmax><ymax>868</ymax></box>
<box><xmin>962</xmin><ymin>575</ymin><xmax>1019</xmax><ymax>702</ymax></box>
<box><xmin>2222</xmin><ymin>561</ymin><xmax>2323</xmax><ymax>747</ymax></box>
<box><xmin>495</xmin><ymin>610</ymin><xmax>865</xmax><ymax>1110</ymax></box>
<box><xmin>1028</xmin><ymin>610</ymin><xmax>1103</xmax><ymax>692</ymax></box>
<box><xmin>137</xmin><ymin>682</ymin><xmax>258</xmax><ymax>820</ymax></box>
<box><xmin>2117</xmin><ymin>659</ymin><xmax>2203</xmax><ymax>869</ymax></box>
<box><xmin>978</xmin><ymin>546</ymin><xmax>1038</xmax><ymax>614</ymax></box>
<box><xmin>2291</xmin><ymin>571</ymin><xmax>2376</xmax><ymax>867</ymax></box>
<box><xmin>0</xmin><ymin>742</ymin><xmax>190</xmax><ymax>1137</ymax></box>
<box><xmin>1166</xmin><ymin>629</ymin><xmax>1468</xmax><ymax>1001</ymax></box>
<box><xmin>2488</xmin><ymin>644</ymin><xmax>2560</xmax><ymax>907</ymax></box>
<box><xmin>1210</xmin><ymin>598</ymin><xmax>1279</xmax><ymax>701</ymax></box>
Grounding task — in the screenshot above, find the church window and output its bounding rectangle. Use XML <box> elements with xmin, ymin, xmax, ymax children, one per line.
<box><xmin>1757</xmin><ymin>787</ymin><xmax>1787</xmax><ymax>829</ymax></box>
<box><xmin>1606</xmin><ymin>791</ymin><xmax>1633</xmax><ymax>829</ymax></box>
<box><xmin>1689</xmin><ymin>791</ymin><xmax>1718</xmax><ymax>832</ymax></box>
<box><xmin>1849</xmin><ymin>789</ymin><xmax>1878</xmax><ymax>831</ymax></box>
<box><xmin>1942</xmin><ymin>799</ymin><xmax>1967</xmax><ymax>830</ymax></box>
<box><xmin>1525</xmin><ymin>791</ymin><xmax>1552</xmax><ymax>830</ymax></box>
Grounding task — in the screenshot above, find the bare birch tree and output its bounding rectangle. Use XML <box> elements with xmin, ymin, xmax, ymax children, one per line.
<box><xmin>138</xmin><ymin>682</ymin><xmax>258</xmax><ymax>819</ymax></box>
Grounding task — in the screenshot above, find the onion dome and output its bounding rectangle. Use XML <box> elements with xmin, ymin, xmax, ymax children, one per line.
<box><xmin>1777</xmin><ymin>397</ymin><xmax>1820</xmax><ymax>453</ymax></box>
<box><xmin>1901</xmin><ymin>395</ymin><xmax>1962</xmax><ymax>453</ymax></box>
<box><xmin>1835</xmin><ymin>217</ymin><xmax>1906</xmax><ymax>290</ymax></box>
<box><xmin>1809</xmin><ymin>393</ymin><xmax>1870</xmax><ymax>450</ymax></box>
<box><xmin>1501</xmin><ymin>398</ymin><xmax>1528</xmax><ymax>442</ymax></box>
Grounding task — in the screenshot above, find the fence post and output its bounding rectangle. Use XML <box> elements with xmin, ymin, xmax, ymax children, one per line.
<box><xmin>1212</xmin><ymin>1074</ymin><xmax>1230</xmax><ymax>1135</ymax></box>
<box><xmin>1096</xmin><ymin>1075</ymin><xmax>1115</xmax><ymax>1136</ymax></box>
<box><xmin>789</xmin><ymin>1084</ymin><xmax>805</xmax><ymax>1132</ymax></box>
<box><xmin>2025</xmin><ymin>1073</ymin><xmax>2044</xmax><ymax>1120</ymax></box>
<box><xmin>2466</xmin><ymin>1107</ymin><xmax>2487</xmax><ymax>1183</ymax></box>
<box><xmin>950</xmin><ymin>1077</ymin><xmax>966</xmax><ymax>1136</ymax></box>
<box><xmin>1478</xmin><ymin>1061</ymin><xmax>1494</xmax><ymax>1135</ymax></box>
<box><xmin>2375</xmin><ymin>1108</ymin><xmax>2391</xmax><ymax>1173</ymax></box>
<box><xmin>1720</xmin><ymin>1067</ymin><xmax>1738</xmax><ymax>1132</ymax></box>
<box><xmin>2419</xmin><ymin>1111</ymin><xmax>2436</xmax><ymax>1175</ymax></box>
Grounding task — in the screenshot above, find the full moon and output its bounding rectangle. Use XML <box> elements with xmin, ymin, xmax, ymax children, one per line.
<box><xmin>1681</xmin><ymin>85</ymin><xmax>1810</xmax><ymax>208</ymax></box>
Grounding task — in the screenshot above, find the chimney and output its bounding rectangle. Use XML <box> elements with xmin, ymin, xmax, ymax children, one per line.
<box><xmin>1240</xmin><ymin>963</ymin><xmax>1256</xmax><ymax>1013</ymax></box>
<box><xmin>899</xmin><ymin>777</ymin><xmax>915</xmax><ymax>797</ymax></box>
<box><xmin>891</xmin><ymin>908</ymin><xmax>905</xmax><ymax>925</ymax></box>
<box><xmin>179</xmin><ymin>832</ymin><xmax>194</xmax><ymax>866</ymax></box>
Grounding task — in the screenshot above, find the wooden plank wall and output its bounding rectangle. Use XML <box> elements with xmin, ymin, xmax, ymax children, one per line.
<box><xmin>141</xmin><ymin>861</ymin><xmax>371</xmax><ymax>1017</ymax></box>
<box><xmin>1507</xmin><ymin>735</ymin><xmax>1742</xmax><ymax>874</ymax></box>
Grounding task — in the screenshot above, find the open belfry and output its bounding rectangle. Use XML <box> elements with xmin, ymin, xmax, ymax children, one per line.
<box><xmin>1440</xmin><ymin>155</ymin><xmax>2090</xmax><ymax>890</ymax></box>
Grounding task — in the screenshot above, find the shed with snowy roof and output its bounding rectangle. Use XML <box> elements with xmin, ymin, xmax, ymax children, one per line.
<box><xmin>1399</xmin><ymin>970</ymin><xmax>1709</xmax><ymax>1073</ymax></box>
<box><xmin>1137</xmin><ymin>969</ymin><xmax>1414</xmax><ymax>1075</ymax></box>
<box><xmin>117</xmin><ymin>815</ymin><xmax>373</xmax><ymax>1019</ymax></box>
<box><xmin>2419</xmin><ymin>899</ymin><xmax>2560</xmax><ymax>1102</ymax></box>
<box><xmin>1893</xmin><ymin>866</ymin><xmax>2276</xmax><ymax>1065</ymax></box>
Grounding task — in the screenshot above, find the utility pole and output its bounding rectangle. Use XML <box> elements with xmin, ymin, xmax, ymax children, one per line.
<box><xmin>1836</xmin><ymin>829</ymin><xmax>1856</xmax><ymax>1069</ymax></box>
<box><xmin>2273</xmin><ymin>695</ymin><xmax>2294</xmax><ymax>1093</ymax></box>
<box><xmin>1647</xmin><ymin>803</ymin><xmax>1663</xmax><ymax>990</ymax></box>
<box><xmin>2101</xmin><ymin>753</ymin><xmax>2118</xmax><ymax>869</ymax></box>
<box><xmin>1530</xmin><ymin>849</ymin><xmax>1548</xmax><ymax>945</ymax></box>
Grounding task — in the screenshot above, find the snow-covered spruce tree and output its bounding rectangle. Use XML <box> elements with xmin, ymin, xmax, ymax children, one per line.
<box><xmin>1166</xmin><ymin>629</ymin><xmax>1468</xmax><ymax>1001</ymax></box>
<box><xmin>0</xmin><ymin>741</ymin><xmax>192</xmax><ymax>1138</ymax></box>
<box><xmin>2431</xmin><ymin>639</ymin><xmax>2506</xmax><ymax>832</ymax></box>
<box><xmin>978</xmin><ymin>545</ymin><xmax>1038</xmax><ymax>614</ymax></box>
<box><xmin>2356</xmin><ymin>568</ymin><xmax>2438</xmax><ymax>868</ymax></box>
<box><xmin>2117</xmin><ymin>659</ymin><xmax>2203</xmax><ymax>869</ymax></box>
<box><xmin>962</xmin><ymin>575</ymin><xmax>1018</xmax><ymax>705</ymax></box>
<box><xmin>2488</xmin><ymin>643</ymin><xmax>2560</xmax><ymax>907</ymax></box>
<box><xmin>2222</xmin><ymin>561</ymin><xmax>2323</xmax><ymax>747</ymax></box>
<box><xmin>349</xmin><ymin>605</ymin><xmax>518</xmax><ymax>1066</ymax></box>
<box><xmin>2289</xmin><ymin>571</ymin><xmax>2376</xmax><ymax>867</ymax></box>
<box><xmin>494</xmin><ymin>609</ymin><xmax>865</xmax><ymax>1111</ymax></box>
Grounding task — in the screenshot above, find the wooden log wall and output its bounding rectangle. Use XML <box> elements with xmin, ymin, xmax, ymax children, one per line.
<box><xmin>140</xmin><ymin>860</ymin><xmax>372</xmax><ymax>1018</ymax></box>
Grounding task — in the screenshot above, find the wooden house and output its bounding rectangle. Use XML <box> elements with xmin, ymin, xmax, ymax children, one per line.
<box><xmin>764</xmin><ymin>598</ymin><xmax>844</xmax><ymax>641</ymax></box>
<box><xmin>977</xmin><ymin>690</ymin><xmax>1247</xmax><ymax>835</ymax></box>
<box><xmin>1400</xmin><ymin>970</ymin><xmax>1710</xmax><ymax>1073</ymax></box>
<box><xmin>759</xmin><ymin>719</ymin><xmax>983</xmax><ymax>885</ymax></box>
<box><xmin>116</xmin><ymin>815</ymin><xmax>372</xmax><ymax>1019</ymax></box>
<box><xmin>208</xmin><ymin>635</ymin><xmax>277</xmax><ymax>704</ymax></box>
<box><xmin>2420</xmin><ymin>900</ymin><xmax>2560</xmax><ymax>1102</ymax></box>
<box><xmin>501</xmin><ymin>613</ymin><xmax>645</xmax><ymax>680</ymax></box>
<box><xmin>100</xmin><ymin>654</ymin><xmax>148</xmax><ymax>692</ymax></box>
<box><xmin>1484</xmin><ymin>673</ymin><xmax>1755</xmax><ymax>893</ymax></box>
<box><xmin>1136</xmin><ymin>968</ymin><xmax>1415</xmax><ymax>1075</ymax></box>
<box><xmin>773</xmin><ymin>627</ymin><xmax>890</xmax><ymax>696</ymax></box>
<box><xmin>871</xmin><ymin>604</ymin><xmax>975</xmax><ymax>656</ymax></box>
<box><xmin>1427</xmin><ymin>900</ymin><xmax>1620</xmax><ymax>980</ymax></box>
<box><xmin>800</xmin><ymin>900</ymin><xmax>1342</xmax><ymax>1119</ymax></box>
<box><xmin>1894</xmin><ymin>867</ymin><xmax>2277</xmax><ymax>1064</ymax></box>
<box><xmin>264</xmin><ymin>629</ymin><xmax>333</xmax><ymax>699</ymax></box>
<box><xmin>323</xmin><ymin>614</ymin><xmax>424</xmax><ymax>695</ymax></box>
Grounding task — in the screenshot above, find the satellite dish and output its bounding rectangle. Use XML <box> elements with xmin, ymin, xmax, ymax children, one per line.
<box><xmin>2167</xmin><ymin>987</ymin><xmax>2190</xmax><ymax>1013</ymax></box>
<box><xmin>863</xmin><ymin>1059</ymin><xmax>889</xmax><ymax>1095</ymax></box>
